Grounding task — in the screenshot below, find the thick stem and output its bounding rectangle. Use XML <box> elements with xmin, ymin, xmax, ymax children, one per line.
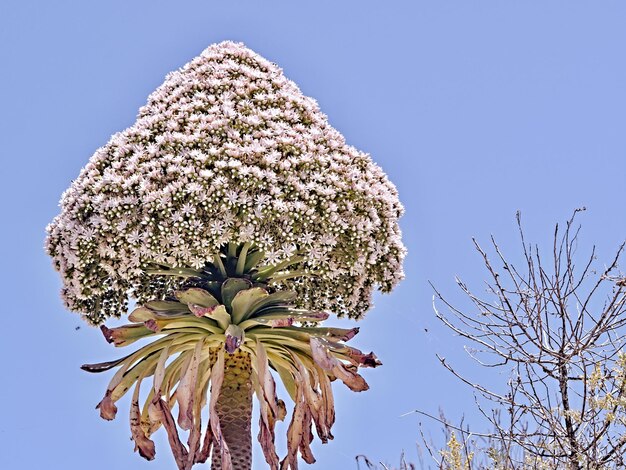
<box><xmin>211</xmin><ymin>350</ymin><xmax>253</xmax><ymax>470</ymax></box>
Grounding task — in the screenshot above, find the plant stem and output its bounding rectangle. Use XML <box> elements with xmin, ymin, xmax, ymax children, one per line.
<box><xmin>211</xmin><ymin>350</ymin><xmax>253</xmax><ymax>470</ymax></box>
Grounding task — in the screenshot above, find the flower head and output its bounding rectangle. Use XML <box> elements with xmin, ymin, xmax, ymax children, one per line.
<box><xmin>46</xmin><ymin>41</ymin><xmax>405</xmax><ymax>324</ymax></box>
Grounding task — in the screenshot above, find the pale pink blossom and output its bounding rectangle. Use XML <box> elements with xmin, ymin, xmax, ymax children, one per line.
<box><xmin>46</xmin><ymin>41</ymin><xmax>405</xmax><ymax>324</ymax></box>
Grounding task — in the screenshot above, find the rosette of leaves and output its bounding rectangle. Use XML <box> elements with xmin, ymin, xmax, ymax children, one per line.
<box><xmin>45</xmin><ymin>40</ymin><xmax>405</xmax><ymax>325</ymax></box>
<box><xmin>84</xmin><ymin>244</ymin><xmax>381</xmax><ymax>469</ymax></box>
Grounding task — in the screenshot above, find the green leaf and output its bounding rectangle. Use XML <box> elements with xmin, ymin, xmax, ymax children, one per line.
<box><xmin>144</xmin><ymin>263</ymin><xmax>204</xmax><ymax>278</ymax></box>
<box><xmin>131</xmin><ymin>306</ymin><xmax>190</xmax><ymax>322</ymax></box>
<box><xmin>213</xmin><ymin>254</ymin><xmax>227</xmax><ymax>278</ymax></box>
<box><xmin>155</xmin><ymin>316</ymin><xmax>221</xmax><ymax>335</ymax></box>
<box><xmin>251</xmin><ymin>306</ymin><xmax>328</xmax><ymax>322</ymax></box>
<box><xmin>235</xmin><ymin>242</ymin><xmax>251</xmax><ymax>275</ymax></box>
<box><xmin>190</xmin><ymin>304</ymin><xmax>231</xmax><ymax>330</ymax></box>
<box><xmin>265</xmin><ymin>350</ymin><xmax>298</xmax><ymax>402</ymax></box>
<box><xmin>231</xmin><ymin>287</ymin><xmax>269</xmax><ymax>324</ymax></box>
<box><xmin>240</xmin><ymin>309</ymin><xmax>329</xmax><ymax>330</ymax></box>
<box><xmin>174</xmin><ymin>288</ymin><xmax>219</xmax><ymax>308</ymax></box>
<box><xmin>253</xmin><ymin>255</ymin><xmax>305</xmax><ymax>281</ymax></box>
<box><xmin>128</xmin><ymin>306</ymin><xmax>156</xmax><ymax>322</ymax></box>
<box><xmin>203</xmin><ymin>281</ymin><xmax>222</xmax><ymax>300</ymax></box>
<box><xmin>267</xmin><ymin>270</ymin><xmax>311</xmax><ymax>282</ymax></box>
<box><xmin>144</xmin><ymin>300</ymin><xmax>190</xmax><ymax>315</ymax></box>
<box><xmin>240</xmin><ymin>317</ymin><xmax>294</xmax><ymax>330</ymax></box>
<box><xmin>221</xmin><ymin>278</ymin><xmax>252</xmax><ymax>311</ymax></box>
<box><xmin>246</xmin><ymin>290</ymin><xmax>297</xmax><ymax>318</ymax></box>
<box><xmin>111</xmin><ymin>353</ymin><xmax>160</xmax><ymax>402</ymax></box>
<box><xmin>244</xmin><ymin>249</ymin><xmax>265</xmax><ymax>272</ymax></box>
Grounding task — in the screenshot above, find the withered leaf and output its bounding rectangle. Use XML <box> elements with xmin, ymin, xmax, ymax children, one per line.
<box><xmin>96</xmin><ymin>391</ymin><xmax>117</xmax><ymax>420</ymax></box>
<box><xmin>177</xmin><ymin>340</ymin><xmax>204</xmax><ymax>431</ymax></box>
<box><xmin>130</xmin><ymin>379</ymin><xmax>156</xmax><ymax>460</ymax></box>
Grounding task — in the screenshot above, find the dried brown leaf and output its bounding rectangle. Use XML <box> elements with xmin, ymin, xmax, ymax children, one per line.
<box><xmin>100</xmin><ymin>324</ymin><xmax>153</xmax><ymax>346</ymax></box>
<box><xmin>144</xmin><ymin>319</ymin><xmax>159</xmax><ymax>332</ymax></box>
<box><xmin>256</xmin><ymin>341</ymin><xmax>280</xmax><ymax>418</ymax></box>
<box><xmin>154</xmin><ymin>345</ymin><xmax>170</xmax><ymax>395</ymax></box>
<box><xmin>268</xmin><ymin>317</ymin><xmax>294</xmax><ymax>327</ymax></box>
<box><xmin>96</xmin><ymin>391</ymin><xmax>118</xmax><ymax>420</ymax></box>
<box><xmin>130</xmin><ymin>379</ymin><xmax>156</xmax><ymax>461</ymax></box>
<box><xmin>298</xmin><ymin>407</ymin><xmax>316</xmax><ymax>464</ymax></box>
<box><xmin>310</xmin><ymin>338</ymin><xmax>369</xmax><ymax>392</ymax></box>
<box><xmin>291</xmin><ymin>354</ymin><xmax>325</xmax><ymax>440</ymax></box>
<box><xmin>145</xmin><ymin>400</ymin><xmax>162</xmax><ymax>436</ymax></box>
<box><xmin>252</xmin><ymin>368</ymin><xmax>280</xmax><ymax>469</ymax></box>
<box><xmin>309</xmin><ymin>337</ymin><xmax>335</xmax><ymax>370</ymax></box>
<box><xmin>177</xmin><ymin>341</ymin><xmax>203</xmax><ymax>430</ymax></box>
<box><xmin>332</xmin><ymin>362</ymin><xmax>369</xmax><ymax>392</ymax></box>
<box><xmin>186</xmin><ymin>414</ymin><xmax>202</xmax><ymax>468</ymax></box>
<box><xmin>188</xmin><ymin>303</ymin><xmax>218</xmax><ymax>318</ymax></box>
<box><xmin>281</xmin><ymin>383</ymin><xmax>306</xmax><ymax>470</ymax></box>
<box><xmin>331</xmin><ymin>342</ymin><xmax>382</xmax><ymax>368</ymax></box>
<box><xmin>307</xmin><ymin>366</ymin><xmax>333</xmax><ymax>443</ymax></box>
<box><xmin>195</xmin><ymin>419</ymin><xmax>214</xmax><ymax>464</ymax></box>
<box><xmin>258</xmin><ymin>414</ymin><xmax>280</xmax><ymax>469</ymax></box>
<box><xmin>153</xmin><ymin>397</ymin><xmax>189</xmax><ymax>468</ymax></box>
<box><xmin>277</xmin><ymin>399</ymin><xmax>287</xmax><ymax>422</ymax></box>
<box><xmin>317</xmin><ymin>368</ymin><xmax>335</xmax><ymax>438</ymax></box>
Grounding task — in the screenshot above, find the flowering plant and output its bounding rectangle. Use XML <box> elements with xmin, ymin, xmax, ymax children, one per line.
<box><xmin>46</xmin><ymin>41</ymin><xmax>405</xmax><ymax>325</ymax></box>
<box><xmin>46</xmin><ymin>42</ymin><xmax>405</xmax><ymax>469</ymax></box>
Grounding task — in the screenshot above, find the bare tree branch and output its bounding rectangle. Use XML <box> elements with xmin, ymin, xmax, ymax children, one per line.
<box><xmin>428</xmin><ymin>210</ymin><xmax>626</xmax><ymax>469</ymax></box>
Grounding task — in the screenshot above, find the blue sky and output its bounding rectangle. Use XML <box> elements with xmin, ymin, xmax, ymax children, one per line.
<box><xmin>2</xmin><ymin>1</ymin><xmax>626</xmax><ymax>468</ymax></box>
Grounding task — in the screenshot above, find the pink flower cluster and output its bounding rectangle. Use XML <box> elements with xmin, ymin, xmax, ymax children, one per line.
<box><xmin>46</xmin><ymin>41</ymin><xmax>405</xmax><ymax>324</ymax></box>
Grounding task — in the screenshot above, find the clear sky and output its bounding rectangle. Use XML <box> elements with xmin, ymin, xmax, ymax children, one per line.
<box><xmin>2</xmin><ymin>1</ymin><xmax>626</xmax><ymax>469</ymax></box>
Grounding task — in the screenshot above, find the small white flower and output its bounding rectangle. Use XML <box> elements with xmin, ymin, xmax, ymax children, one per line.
<box><xmin>300</xmin><ymin>232</ymin><xmax>315</xmax><ymax>246</ymax></box>
<box><xmin>127</xmin><ymin>230</ymin><xmax>143</xmax><ymax>245</ymax></box>
<box><xmin>265</xmin><ymin>250</ymin><xmax>282</xmax><ymax>265</ymax></box>
<box><xmin>181</xmin><ymin>203</ymin><xmax>196</xmax><ymax>216</ymax></box>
